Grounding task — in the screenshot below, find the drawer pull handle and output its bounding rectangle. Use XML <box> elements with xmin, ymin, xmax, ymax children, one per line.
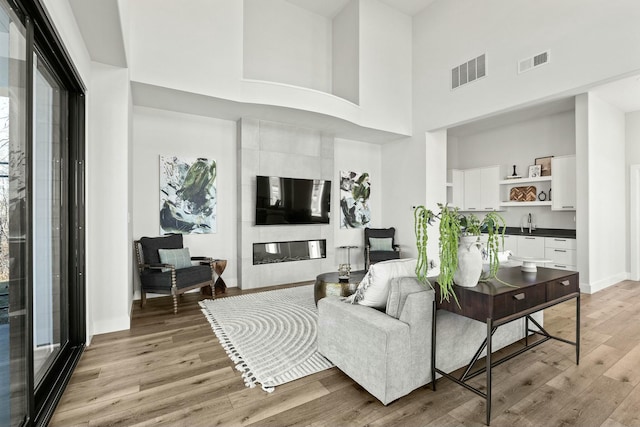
<box><xmin>554</xmin><ymin>239</ymin><xmax>566</xmax><ymax>242</ymax></box>
<box><xmin>555</xmin><ymin>264</ymin><xmax>567</xmax><ymax>268</ymax></box>
<box><xmin>562</xmin><ymin>205</ymin><xmax>574</xmax><ymax>209</ymax></box>
<box><xmin>555</xmin><ymin>249</ymin><xmax>567</xmax><ymax>253</ymax></box>
<box><xmin>513</xmin><ymin>293</ymin><xmax>525</xmax><ymax>301</ymax></box>
<box><xmin>560</xmin><ymin>280</ymin><xmax>571</xmax><ymax>286</ymax></box>
<box><xmin>525</xmin><ymin>237</ymin><xmax>535</xmax><ymax>240</ymax></box>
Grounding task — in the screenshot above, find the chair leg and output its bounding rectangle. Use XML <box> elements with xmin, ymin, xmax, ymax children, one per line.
<box><xmin>141</xmin><ymin>290</ymin><xmax>147</xmax><ymax>307</ymax></box>
<box><xmin>172</xmin><ymin>293</ymin><xmax>178</xmax><ymax>314</ymax></box>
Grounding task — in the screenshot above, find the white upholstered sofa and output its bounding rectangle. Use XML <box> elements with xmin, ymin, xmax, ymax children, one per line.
<box><xmin>317</xmin><ymin>260</ymin><xmax>539</xmax><ymax>405</ymax></box>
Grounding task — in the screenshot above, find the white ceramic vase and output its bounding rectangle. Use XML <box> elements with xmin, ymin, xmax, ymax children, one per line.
<box><xmin>453</xmin><ymin>235</ymin><xmax>483</xmax><ymax>287</ymax></box>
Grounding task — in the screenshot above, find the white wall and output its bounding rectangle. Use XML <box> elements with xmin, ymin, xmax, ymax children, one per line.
<box><xmin>625</xmin><ymin>111</ymin><xmax>640</xmax><ymax>276</ymax></box>
<box><xmin>243</xmin><ymin>0</ymin><xmax>331</xmax><ymax>92</ymax></box>
<box><xmin>577</xmin><ymin>93</ymin><xmax>627</xmax><ymax>293</ymax></box>
<box><xmin>626</xmin><ymin>111</ymin><xmax>640</xmax><ymax>162</ymax></box>
<box><xmin>127</xmin><ymin>0</ymin><xmax>411</xmax><ymax>136</ymax></box>
<box><xmin>415</xmin><ymin>0</ymin><xmax>640</xmax><ymax>131</ymax></box>
<box><xmin>334</xmin><ymin>137</ymin><xmax>381</xmax><ymax>270</ymax></box>
<box><xmin>332</xmin><ymin>0</ymin><xmax>359</xmax><ymax>104</ymax></box>
<box><xmin>132</xmin><ymin>106</ymin><xmax>238</xmax><ymax>297</ymax></box>
<box><xmin>129</xmin><ymin>0</ymin><xmax>243</xmax><ymax>100</ymax></box>
<box><xmin>87</xmin><ymin>62</ymin><xmax>131</xmax><ymax>335</ymax></box>
<box><xmin>448</xmin><ymin>110</ymin><xmax>577</xmax><ymax>229</ymax></box>
<box><xmin>359</xmin><ymin>0</ymin><xmax>412</xmax><ymax>135</ymax></box>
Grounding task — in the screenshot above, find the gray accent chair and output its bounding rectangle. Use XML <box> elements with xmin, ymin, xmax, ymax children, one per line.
<box><xmin>134</xmin><ymin>234</ymin><xmax>215</xmax><ymax>314</ymax></box>
<box><xmin>317</xmin><ymin>277</ymin><xmax>538</xmax><ymax>405</ymax></box>
<box><xmin>364</xmin><ymin>227</ymin><xmax>401</xmax><ymax>271</ymax></box>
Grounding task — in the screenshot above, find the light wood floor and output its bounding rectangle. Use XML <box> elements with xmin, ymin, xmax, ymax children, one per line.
<box><xmin>51</xmin><ymin>280</ymin><xmax>640</xmax><ymax>427</ymax></box>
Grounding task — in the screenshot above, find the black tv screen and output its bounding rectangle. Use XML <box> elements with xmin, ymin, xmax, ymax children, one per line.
<box><xmin>256</xmin><ymin>175</ymin><xmax>331</xmax><ymax>225</ymax></box>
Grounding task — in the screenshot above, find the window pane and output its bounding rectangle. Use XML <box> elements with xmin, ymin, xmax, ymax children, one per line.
<box><xmin>33</xmin><ymin>56</ymin><xmax>67</xmax><ymax>386</ymax></box>
<box><xmin>0</xmin><ymin>1</ymin><xmax>28</xmax><ymax>425</ymax></box>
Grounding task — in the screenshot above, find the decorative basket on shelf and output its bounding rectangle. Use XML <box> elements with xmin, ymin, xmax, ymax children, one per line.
<box><xmin>509</xmin><ymin>186</ymin><xmax>537</xmax><ymax>202</ymax></box>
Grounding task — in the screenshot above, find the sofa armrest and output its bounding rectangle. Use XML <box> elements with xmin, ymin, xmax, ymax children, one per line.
<box><xmin>318</xmin><ymin>297</ymin><xmax>413</xmax><ymax>405</ymax></box>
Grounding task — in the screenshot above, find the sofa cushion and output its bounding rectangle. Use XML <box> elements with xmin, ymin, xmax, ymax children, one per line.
<box><xmin>352</xmin><ymin>258</ymin><xmax>417</xmax><ymax>309</ymax></box>
<box><xmin>158</xmin><ymin>247</ymin><xmax>192</xmax><ymax>270</ymax></box>
<box><xmin>385</xmin><ymin>277</ymin><xmax>427</xmax><ymax>319</ymax></box>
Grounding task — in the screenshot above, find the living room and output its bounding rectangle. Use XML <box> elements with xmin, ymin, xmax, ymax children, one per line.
<box><xmin>4</xmin><ymin>0</ymin><xmax>640</xmax><ymax>425</ymax></box>
<box><xmin>75</xmin><ymin>0</ymin><xmax>640</xmax><ymax>338</ymax></box>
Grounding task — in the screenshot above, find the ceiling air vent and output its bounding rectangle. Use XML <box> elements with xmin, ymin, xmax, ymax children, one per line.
<box><xmin>518</xmin><ymin>50</ymin><xmax>550</xmax><ymax>74</ymax></box>
<box><xmin>451</xmin><ymin>54</ymin><xmax>486</xmax><ymax>90</ymax></box>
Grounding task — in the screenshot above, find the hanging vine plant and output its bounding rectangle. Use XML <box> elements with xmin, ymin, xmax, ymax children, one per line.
<box><xmin>481</xmin><ymin>211</ymin><xmax>506</xmax><ymax>280</ymax></box>
<box><xmin>414</xmin><ymin>204</ymin><xmax>507</xmax><ymax>304</ymax></box>
<box><xmin>414</xmin><ymin>203</ymin><xmax>461</xmax><ymax>304</ymax></box>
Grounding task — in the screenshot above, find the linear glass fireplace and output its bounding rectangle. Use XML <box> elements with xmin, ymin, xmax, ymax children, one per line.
<box><xmin>253</xmin><ymin>239</ymin><xmax>327</xmax><ymax>265</ymax></box>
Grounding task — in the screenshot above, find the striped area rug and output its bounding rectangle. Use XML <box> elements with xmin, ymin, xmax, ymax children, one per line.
<box><xmin>199</xmin><ymin>285</ymin><xmax>333</xmax><ymax>392</ymax></box>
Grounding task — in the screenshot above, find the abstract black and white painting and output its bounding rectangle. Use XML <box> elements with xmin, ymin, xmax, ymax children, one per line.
<box><xmin>340</xmin><ymin>170</ymin><xmax>371</xmax><ymax>229</ymax></box>
<box><xmin>160</xmin><ymin>156</ymin><xmax>217</xmax><ymax>234</ymax></box>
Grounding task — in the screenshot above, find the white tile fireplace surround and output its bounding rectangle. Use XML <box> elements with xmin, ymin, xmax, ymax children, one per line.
<box><xmin>237</xmin><ymin>118</ymin><xmax>335</xmax><ymax>289</ymax></box>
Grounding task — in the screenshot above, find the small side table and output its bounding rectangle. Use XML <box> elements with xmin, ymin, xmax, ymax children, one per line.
<box><xmin>314</xmin><ymin>270</ymin><xmax>365</xmax><ymax>305</ymax></box>
<box><xmin>338</xmin><ymin>245</ymin><xmax>359</xmax><ymax>271</ymax></box>
<box><xmin>213</xmin><ymin>259</ymin><xmax>227</xmax><ymax>295</ymax></box>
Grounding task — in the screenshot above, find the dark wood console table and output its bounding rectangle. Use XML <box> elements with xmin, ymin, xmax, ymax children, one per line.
<box><xmin>431</xmin><ymin>267</ymin><xmax>580</xmax><ymax>425</ymax></box>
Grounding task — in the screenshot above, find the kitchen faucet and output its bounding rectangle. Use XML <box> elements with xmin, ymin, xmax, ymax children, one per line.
<box><xmin>527</xmin><ymin>213</ymin><xmax>534</xmax><ymax>234</ymax></box>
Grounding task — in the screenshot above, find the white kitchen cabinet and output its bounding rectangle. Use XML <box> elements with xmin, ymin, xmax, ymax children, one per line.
<box><xmin>517</xmin><ymin>235</ymin><xmax>546</xmax><ymax>258</ymax></box>
<box><xmin>551</xmin><ymin>155</ymin><xmax>576</xmax><ymax>211</ymax></box>
<box><xmin>463</xmin><ymin>168</ymin><xmax>482</xmax><ymax>211</ymax></box>
<box><xmin>447</xmin><ymin>169</ymin><xmax>464</xmax><ymax>209</ymax></box>
<box><xmin>480</xmin><ymin>167</ymin><xmax>501</xmax><ymax>210</ymax></box>
<box><xmin>500</xmin><ymin>234</ymin><xmax>518</xmax><ymax>253</ymax></box>
<box><xmin>462</xmin><ymin>166</ymin><xmax>500</xmax><ymax>211</ymax></box>
<box><xmin>545</xmin><ymin>237</ymin><xmax>577</xmax><ymax>270</ymax></box>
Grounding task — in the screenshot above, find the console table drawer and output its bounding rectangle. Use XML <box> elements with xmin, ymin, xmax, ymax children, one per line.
<box><xmin>546</xmin><ymin>275</ymin><xmax>579</xmax><ymax>300</ymax></box>
<box><xmin>493</xmin><ymin>285</ymin><xmax>545</xmax><ymax>319</ymax></box>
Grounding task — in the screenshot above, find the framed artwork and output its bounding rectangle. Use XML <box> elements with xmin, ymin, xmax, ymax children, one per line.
<box><xmin>160</xmin><ymin>155</ymin><xmax>217</xmax><ymax>234</ymax></box>
<box><xmin>528</xmin><ymin>165</ymin><xmax>541</xmax><ymax>178</ymax></box>
<box><xmin>535</xmin><ymin>156</ymin><xmax>553</xmax><ymax>176</ymax></box>
<box><xmin>339</xmin><ymin>171</ymin><xmax>371</xmax><ymax>229</ymax></box>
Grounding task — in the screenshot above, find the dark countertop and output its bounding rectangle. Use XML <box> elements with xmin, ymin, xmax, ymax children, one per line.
<box><xmin>502</xmin><ymin>227</ymin><xmax>576</xmax><ymax>239</ymax></box>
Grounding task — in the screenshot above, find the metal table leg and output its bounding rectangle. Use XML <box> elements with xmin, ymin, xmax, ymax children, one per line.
<box><xmin>486</xmin><ymin>317</ymin><xmax>492</xmax><ymax>426</ymax></box>
<box><xmin>431</xmin><ymin>300</ymin><xmax>437</xmax><ymax>391</ymax></box>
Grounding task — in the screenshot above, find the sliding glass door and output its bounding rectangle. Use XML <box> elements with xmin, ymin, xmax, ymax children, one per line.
<box><xmin>0</xmin><ymin>1</ymin><xmax>28</xmax><ymax>425</ymax></box>
<box><xmin>0</xmin><ymin>0</ymin><xmax>85</xmax><ymax>425</ymax></box>
<box><xmin>32</xmin><ymin>54</ymin><xmax>68</xmax><ymax>387</ymax></box>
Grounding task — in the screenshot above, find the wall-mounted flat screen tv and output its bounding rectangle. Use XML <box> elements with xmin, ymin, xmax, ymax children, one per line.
<box><xmin>256</xmin><ymin>175</ymin><xmax>331</xmax><ymax>225</ymax></box>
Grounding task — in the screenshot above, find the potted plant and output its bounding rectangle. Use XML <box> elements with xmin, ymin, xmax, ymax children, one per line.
<box><xmin>414</xmin><ymin>204</ymin><xmax>506</xmax><ymax>303</ymax></box>
<box><xmin>459</xmin><ymin>212</ymin><xmax>506</xmax><ymax>280</ymax></box>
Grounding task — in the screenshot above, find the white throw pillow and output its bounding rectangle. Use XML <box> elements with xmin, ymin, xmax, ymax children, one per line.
<box><xmin>353</xmin><ymin>258</ymin><xmax>417</xmax><ymax>309</ymax></box>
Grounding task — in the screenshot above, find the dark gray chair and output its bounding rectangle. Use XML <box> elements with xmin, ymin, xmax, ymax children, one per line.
<box><xmin>134</xmin><ymin>234</ymin><xmax>215</xmax><ymax>314</ymax></box>
<box><xmin>364</xmin><ymin>227</ymin><xmax>401</xmax><ymax>270</ymax></box>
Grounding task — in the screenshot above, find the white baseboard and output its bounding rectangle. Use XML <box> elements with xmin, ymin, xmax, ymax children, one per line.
<box><xmin>580</xmin><ymin>272</ymin><xmax>629</xmax><ymax>294</ymax></box>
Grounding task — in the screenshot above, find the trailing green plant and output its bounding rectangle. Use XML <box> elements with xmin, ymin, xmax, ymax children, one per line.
<box><xmin>414</xmin><ymin>203</ymin><xmax>461</xmax><ymax>304</ymax></box>
<box><xmin>414</xmin><ymin>205</ymin><xmax>435</xmax><ymax>285</ymax></box>
<box><xmin>480</xmin><ymin>211</ymin><xmax>506</xmax><ymax>280</ymax></box>
<box><xmin>414</xmin><ymin>204</ymin><xmax>508</xmax><ymax>303</ymax></box>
